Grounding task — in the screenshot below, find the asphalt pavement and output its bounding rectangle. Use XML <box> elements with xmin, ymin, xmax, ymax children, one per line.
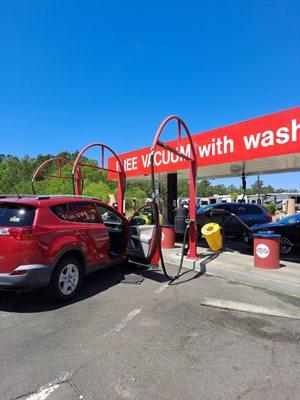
<box><xmin>0</xmin><ymin>263</ymin><xmax>299</xmax><ymax>400</ymax></box>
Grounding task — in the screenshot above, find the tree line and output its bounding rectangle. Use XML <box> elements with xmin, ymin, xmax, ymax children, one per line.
<box><xmin>0</xmin><ymin>152</ymin><xmax>297</xmax><ymax>205</ymax></box>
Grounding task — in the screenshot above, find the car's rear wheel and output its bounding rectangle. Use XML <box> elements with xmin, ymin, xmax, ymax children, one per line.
<box><xmin>280</xmin><ymin>236</ymin><xmax>294</xmax><ymax>255</ymax></box>
<box><xmin>45</xmin><ymin>256</ymin><xmax>83</xmax><ymax>302</ymax></box>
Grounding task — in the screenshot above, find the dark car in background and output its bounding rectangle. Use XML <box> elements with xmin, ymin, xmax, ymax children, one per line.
<box><xmin>245</xmin><ymin>213</ymin><xmax>300</xmax><ymax>255</ymax></box>
<box><xmin>197</xmin><ymin>202</ymin><xmax>272</xmax><ymax>237</ymax></box>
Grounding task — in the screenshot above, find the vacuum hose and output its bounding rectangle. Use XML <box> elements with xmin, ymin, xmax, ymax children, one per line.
<box><xmin>150</xmin><ymin>165</ymin><xmax>250</xmax><ymax>281</ymax></box>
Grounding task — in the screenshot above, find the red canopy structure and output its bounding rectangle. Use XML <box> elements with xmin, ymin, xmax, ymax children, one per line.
<box><xmin>107</xmin><ymin>106</ymin><xmax>300</xmax><ymax>258</ymax></box>
<box><xmin>31</xmin><ymin>157</ymin><xmax>82</xmax><ymax>195</ymax></box>
<box><xmin>149</xmin><ymin>115</ymin><xmax>198</xmax><ymax>259</ymax></box>
<box><xmin>72</xmin><ymin>143</ymin><xmax>126</xmax><ymax>214</ymax></box>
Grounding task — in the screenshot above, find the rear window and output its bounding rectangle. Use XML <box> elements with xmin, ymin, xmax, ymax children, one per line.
<box><xmin>0</xmin><ymin>203</ymin><xmax>36</xmax><ymax>227</ymax></box>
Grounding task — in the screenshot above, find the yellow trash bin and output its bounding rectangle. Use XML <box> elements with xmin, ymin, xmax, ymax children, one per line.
<box><xmin>201</xmin><ymin>222</ymin><xmax>223</xmax><ymax>251</ymax></box>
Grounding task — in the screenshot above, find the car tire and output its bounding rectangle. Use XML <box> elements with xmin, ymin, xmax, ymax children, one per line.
<box><xmin>280</xmin><ymin>236</ymin><xmax>294</xmax><ymax>256</ymax></box>
<box><xmin>45</xmin><ymin>256</ymin><xmax>83</xmax><ymax>302</ymax></box>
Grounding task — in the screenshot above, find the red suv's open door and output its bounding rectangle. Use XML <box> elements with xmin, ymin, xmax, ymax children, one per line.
<box><xmin>127</xmin><ymin>204</ymin><xmax>160</xmax><ymax>267</ymax></box>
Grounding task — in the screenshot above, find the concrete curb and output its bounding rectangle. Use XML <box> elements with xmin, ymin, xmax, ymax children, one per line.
<box><xmin>201</xmin><ymin>298</ymin><xmax>300</xmax><ymax>320</ymax></box>
<box><xmin>162</xmin><ymin>249</ymin><xmax>300</xmax><ymax>298</ymax></box>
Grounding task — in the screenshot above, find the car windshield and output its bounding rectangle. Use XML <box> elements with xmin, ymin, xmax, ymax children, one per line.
<box><xmin>278</xmin><ymin>213</ymin><xmax>300</xmax><ymax>225</ymax></box>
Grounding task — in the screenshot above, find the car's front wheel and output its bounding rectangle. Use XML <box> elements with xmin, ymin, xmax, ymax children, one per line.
<box><xmin>45</xmin><ymin>256</ymin><xmax>83</xmax><ymax>302</ymax></box>
<box><xmin>280</xmin><ymin>236</ymin><xmax>294</xmax><ymax>255</ymax></box>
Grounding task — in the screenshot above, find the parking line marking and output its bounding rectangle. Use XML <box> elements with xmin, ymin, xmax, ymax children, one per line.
<box><xmin>155</xmin><ymin>283</ymin><xmax>169</xmax><ymax>294</ymax></box>
<box><xmin>103</xmin><ymin>309</ymin><xmax>142</xmax><ymax>337</ymax></box>
<box><xmin>25</xmin><ymin>372</ymin><xmax>73</xmax><ymax>400</ymax></box>
<box><xmin>26</xmin><ymin>383</ymin><xmax>60</xmax><ymax>400</ymax></box>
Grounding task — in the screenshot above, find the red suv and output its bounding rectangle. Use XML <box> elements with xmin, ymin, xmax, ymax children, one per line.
<box><xmin>0</xmin><ymin>196</ymin><xmax>158</xmax><ymax>301</ymax></box>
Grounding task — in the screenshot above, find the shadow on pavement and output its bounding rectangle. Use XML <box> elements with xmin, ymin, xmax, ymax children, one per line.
<box><xmin>0</xmin><ymin>262</ymin><xmax>138</xmax><ymax>313</ymax></box>
<box><xmin>0</xmin><ymin>261</ymin><xmax>181</xmax><ymax>313</ymax></box>
<box><xmin>168</xmin><ymin>252</ymin><xmax>221</xmax><ymax>286</ymax></box>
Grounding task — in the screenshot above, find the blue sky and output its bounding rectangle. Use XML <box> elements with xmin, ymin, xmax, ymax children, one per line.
<box><xmin>0</xmin><ymin>0</ymin><xmax>299</xmax><ymax>189</ymax></box>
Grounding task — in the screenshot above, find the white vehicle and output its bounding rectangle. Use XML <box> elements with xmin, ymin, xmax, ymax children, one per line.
<box><xmin>236</xmin><ymin>192</ymin><xmax>300</xmax><ymax>211</ymax></box>
<box><xmin>178</xmin><ymin>194</ymin><xmax>232</xmax><ymax>208</ymax></box>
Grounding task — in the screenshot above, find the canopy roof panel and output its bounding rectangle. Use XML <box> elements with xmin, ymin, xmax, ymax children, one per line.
<box><xmin>108</xmin><ymin>107</ymin><xmax>300</xmax><ymax>181</ymax></box>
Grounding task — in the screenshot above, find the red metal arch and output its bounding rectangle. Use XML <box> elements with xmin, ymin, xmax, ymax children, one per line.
<box><xmin>31</xmin><ymin>157</ymin><xmax>82</xmax><ymax>195</ymax></box>
<box><xmin>150</xmin><ymin>115</ymin><xmax>198</xmax><ymax>259</ymax></box>
<box><xmin>72</xmin><ymin>143</ymin><xmax>126</xmax><ymax>214</ymax></box>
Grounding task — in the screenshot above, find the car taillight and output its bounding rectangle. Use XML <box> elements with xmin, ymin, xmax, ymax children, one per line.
<box><xmin>266</xmin><ymin>214</ymin><xmax>272</xmax><ymax>222</ymax></box>
<box><xmin>7</xmin><ymin>227</ymin><xmax>35</xmax><ymax>241</ymax></box>
<box><xmin>0</xmin><ymin>226</ymin><xmax>47</xmax><ymax>240</ymax></box>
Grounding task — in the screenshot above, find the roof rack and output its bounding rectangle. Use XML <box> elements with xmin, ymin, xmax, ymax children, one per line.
<box><xmin>0</xmin><ymin>194</ymin><xmax>36</xmax><ymax>199</ymax></box>
<box><xmin>35</xmin><ymin>194</ymin><xmax>101</xmax><ymax>200</ymax></box>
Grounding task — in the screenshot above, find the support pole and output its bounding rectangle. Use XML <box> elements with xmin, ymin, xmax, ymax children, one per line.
<box><xmin>187</xmin><ymin>160</ymin><xmax>198</xmax><ymax>259</ymax></box>
<box><xmin>167</xmin><ymin>173</ymin><xmax>177</xmax><ymax>225</ymax></box>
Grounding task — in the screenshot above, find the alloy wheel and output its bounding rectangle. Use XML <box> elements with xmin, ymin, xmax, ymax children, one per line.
<box><xmin>58</xmin><ymin>263</ymin><xmax>79</xmax><ymax>295</ymax></box>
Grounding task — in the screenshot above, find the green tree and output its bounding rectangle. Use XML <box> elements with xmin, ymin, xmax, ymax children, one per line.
<box><xmin>197</xmin><ymin>179</ymin><xmax>213</xmax><ymax>197</ymax></box>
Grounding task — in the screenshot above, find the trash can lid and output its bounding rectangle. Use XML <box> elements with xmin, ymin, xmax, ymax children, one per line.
<box><xmin>201</xmin><ymin>222</ymin><xmax>221</xmax><ymax>236</ymax></box>
<box><xmin>253</xmin><ymin>233</ymin><xmax>281</xmax><ymax>238</ymax></box>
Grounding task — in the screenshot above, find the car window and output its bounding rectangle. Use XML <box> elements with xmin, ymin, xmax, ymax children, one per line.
<box><xmin>96</xmin><ymin>205</ymin><xmax>122</xmax><ymax>224</ymax></box>
<box><xmin>229</xmin><ymin>205</ymin><xmax>264</xmax><ymax>215</ymax></box>
<box><xmin>197</xmin><ymin>204</ymin><xmax>213</xmax><ymax>214</ymax></box>
<box><xmin>228</xmin><ymin>204</ymin><xmax>248</xmax><ymax>215</ymax></box>
<box><xmin>245</xmin><ymin>205</ymin><xmax>264</xmax><ymax>215</ymax></box>
<box><xmin>0</xmin><ymin>203</ymin><xmax>36</xmax><ymax>226</ymax></box>
<box><xmin>68</xmin><ymin>202</ymin><xmax>102</xmax><ymax>223</ymax></box>
<box><xmin>215</xmin><ymin>204</ymin><xmax>228</xmax><ymax>210</ymax></box>
<box><xmin>50</xmin><ymin>204</ymin><xmax>69</xmax><ymax>221</ymax></box>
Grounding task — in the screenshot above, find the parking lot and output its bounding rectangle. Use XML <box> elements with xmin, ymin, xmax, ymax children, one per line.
<box><xmin>1</xmin><ymin>262</ymin><xmax>299</xmax><ymax>400</ymax></box>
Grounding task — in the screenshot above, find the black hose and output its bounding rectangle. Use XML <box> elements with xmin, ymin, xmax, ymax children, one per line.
<box><xmin>149</xmin><ymin>156</ymin><xmax>192</xmax><ymax>281</ymax></box>
<box><xmin>150</xmin><ymin>153</ymin><xmax>175</xmax><ymax>281</ymax></box>
<box><xmin>203</xmin><ymin>208</ymin><xmax>252</xmax><ymax>232</ymax></box>
<box><xmin>220</xmin><ymin>171</ymin><xmax>247</xmax><ymax>232</ymax></box>
<box><xmin>171</xmin><ymin>221</ymin><xmax>191</xmax><ymax>281</ymax></box>
<box><xmin>150</xmin><ymin>160</ymin><xmax>250</xmax><ymax>280</ymax></box>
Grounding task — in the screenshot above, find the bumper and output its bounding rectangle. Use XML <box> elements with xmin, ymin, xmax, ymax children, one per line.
<box><xmin>0</xmin><ymin>264</ymin><xmax>53</xmax><ymax>290</ymax></box>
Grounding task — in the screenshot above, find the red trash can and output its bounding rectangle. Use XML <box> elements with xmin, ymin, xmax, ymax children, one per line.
<box><xmin>253</xmin><ymin>233</ymin><xmax>280</xmax><ymax>269</ymax></box>
<box><xmin>161</xmin><ymin>225</ymin><xmax>175</xmax><ymax>249</ymax></box>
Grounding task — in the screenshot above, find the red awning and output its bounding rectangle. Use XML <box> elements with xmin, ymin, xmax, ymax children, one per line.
<box><xmin>108</xmin><ymin>107</ymin><xmax>300</xmax><ymax>181</ymax></box>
